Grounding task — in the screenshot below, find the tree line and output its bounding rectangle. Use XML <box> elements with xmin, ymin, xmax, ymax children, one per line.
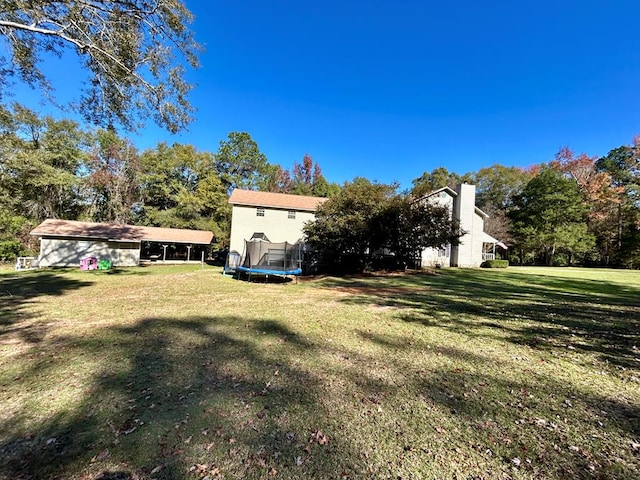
<box><xmin>1</xmin><ymin>105</ymin><xmax>638</xmax><ymax>268</ymax></box>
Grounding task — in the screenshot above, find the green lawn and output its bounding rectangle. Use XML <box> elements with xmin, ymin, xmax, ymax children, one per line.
<box><xmin>1</xmin><ymin>265</ymin><xmax>638</xmax><ymax>479</ymax></box>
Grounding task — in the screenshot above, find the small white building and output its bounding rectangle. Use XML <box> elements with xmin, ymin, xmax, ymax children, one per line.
<box><xmin>30</xmin><ymin>219</ymin><xmax>214</xmax><ymax>267</ymax></box>
<box><xmin>419</xmin><ymin>184</ymin><xmax>500</xmax><ymax>267</ymax></box>
<box><xmin>228</xmin><ymin>189</ymin><xmax>328</xmax><ymax>253</ymax></box>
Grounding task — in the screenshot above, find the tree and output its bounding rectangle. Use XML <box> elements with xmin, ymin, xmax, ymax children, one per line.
<box><xmin>0</xmin><ymin>1</ymin><xmax>201</xmax><ymax>133</ymax></box>
<box><xmin>290</xmin><ymin>153</ymin><xmax>338</xmax><ymax>197</ymax></box>
<box><xmin>474</xmin><ymin>164</ymin><xmax>532</xmax><ymax>211</ymax></box>
<box><xmin>139</xmin><ymin>142</ymin><xmax>229</xmax><ymax>246</ymax></box>
<box><xmin>83</xmin><ymin>129</ymin><xmax>141</xmax><ymax>223</ymax></box>
<box><xmin>510</xmin><ymin>167</ymin><xmax>594</xmax><ymax>265</ymax></box>
<box><xmin>303</xmin><ymin>178</ymin><xmax>460</xmax><ymax>273</ymax></box>
<box><xmin>411</xmin><ymin>167</ymin><xmax>473</xmax><ymax>197</ymax></box>
<box><xmin>0</xmin><ymin>103</ymin><xmax>88</xmax><ymax>222</ymax></box>
<box><xmin>373</xmin><ymin>195</ymin><xmax>461</xmax><ymax>268</ymax></box>
<box><xmin>473</xmin><ymin>164</ymin><xmax>533</xmax><ymax>247</ymax></box>
<box><xmin>214</xmin><ymin>132</ymin><xmax>272</xmax><ymax>193</ymax></box>
<box><xmin>303</xmin><ymin>178</ymin><xmax>396</xmax><ymax>272</ymax></box>
<box><xmin>595</xmin><ymin>139</ymin><xmax>640</xmax><ymax>266</ymax></box>
<box><xmin>265</xmin><ymin>165</ymin><xmax>293</xmax><ymax>193</ymax></box>
<box><xmin>552</xmin><ymin>147</ymin><xmax>622</xmax><ymax>265</ymax></box>
<box><xmin>0</xmin><ymin>103</ymin><xmax>90</xmax><ymax>258</ymax></box>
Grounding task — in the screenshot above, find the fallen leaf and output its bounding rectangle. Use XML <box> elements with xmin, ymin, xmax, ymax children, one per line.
<box><xmin>310</xmin><ymin>430</ymin><xmax>329</xmax><ymax>445</ymax></box>
<box><xmin>91</xmin><ymin>449</ymin><xmax>110</xmax><ymax>462</ymax></box>
<box><xmin>269</xmin><ymin>467</ymin><xmax>278</xmax><ymax>476</ymax></box>
<box><xmin>150</xmin><ymin>465</ymin><xmax>162</xmax><ymax>475</ymax></box>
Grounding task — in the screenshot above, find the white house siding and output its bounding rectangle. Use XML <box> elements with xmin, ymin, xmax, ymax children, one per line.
<box><xmin>451</xmin><ymin>184</ymin><xmax>478</xmax><ymax>267</ymax></box>
<box><xmin>111</xmin><ymin>242</ymin><xmax>141</xmax><ymax>266</ymax></box>
<box><xmin>470</xmin><ymin>212</ymin><xmax>486</xmax><ymax>266</ymax></box>
<box><xmin>229</xmin><ymin>205</ymin><xmax>316</xmax><ymax>253</ymax></box>
<box><xmin>38</xmin><ymin>237</ymin><xmax>140</xmax><ymax>267</ymax></box>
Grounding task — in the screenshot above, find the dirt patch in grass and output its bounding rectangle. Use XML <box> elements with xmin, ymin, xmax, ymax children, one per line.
<box><xmin>331</xmin><ymin>285</ymin><xmax>427</xmax><ymax>295</ymax></box>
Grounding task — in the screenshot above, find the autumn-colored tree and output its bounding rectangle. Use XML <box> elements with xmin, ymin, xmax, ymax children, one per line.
<box><xmin>552</xmin><ymin>147</ymin><xmax>622</xmax><ymax>264</ymax></box>
<box><xmin>265</xmin><ymin>165</ymin><xmax>293</xmax><ymax>193</ymax></box>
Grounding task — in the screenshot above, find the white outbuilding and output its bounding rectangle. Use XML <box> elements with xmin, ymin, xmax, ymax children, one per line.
<box><xmin>30</xmin><ymin>219</ymin><xmax>214</xmax><ymax>267</ymax></box>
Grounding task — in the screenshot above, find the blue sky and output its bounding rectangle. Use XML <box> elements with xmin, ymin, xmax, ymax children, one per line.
<box><xmin>10</xmin><ymin>1</ymin><xmax>640</xmax><ymax>189</ymax></box>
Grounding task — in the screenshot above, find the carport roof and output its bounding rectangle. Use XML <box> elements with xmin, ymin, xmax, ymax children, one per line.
<box><xmin>31</xmin><ymin>219</ymin><xmax>214</xmax><ymax>245</ymax></box>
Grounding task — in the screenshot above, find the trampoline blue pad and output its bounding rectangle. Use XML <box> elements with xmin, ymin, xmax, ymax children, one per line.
<box><xmin>238</xmin><ymin>266</ymin><xmax>302</xmax><ymax>275</ymax></box>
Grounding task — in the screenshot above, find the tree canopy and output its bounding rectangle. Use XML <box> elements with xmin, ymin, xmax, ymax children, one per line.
<box><xmin>510</xmin><ymin>167</ymin><xmax>594</xmax><ymax>265</ymax></box>
<box><xmin>303</xmin><ymin>178</ymin><xmax>460</xmax><ymax>273</ymax></box>
<box><xmin>0</xmin><ymin>0</ymin><xmax>201</xmax><ymax>133</ymax></box>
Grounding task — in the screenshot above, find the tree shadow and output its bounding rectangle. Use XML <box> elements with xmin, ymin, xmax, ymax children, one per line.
<box><xmin>320</xmin><ymin>269</ymin><xmax>640</xmax><ymax>370</ymax></box>
<box><xmin>1</xmin><ymin>269</ymin><xmax>638</xmax><ymax>479</ymax></box>
<box><xmin>0</xmin><ymin>271</ymin><xmax>93</xmax><ymax>343</ymax></box>
<box><xmin>0</xmin><ymin>314</ymin><xmax>363</xmax><ymax>480</ymax></box>
<box><xmin>340</xmin><ymin>330</ymin><xmax>639</xmax><ymax>478</ymax></box>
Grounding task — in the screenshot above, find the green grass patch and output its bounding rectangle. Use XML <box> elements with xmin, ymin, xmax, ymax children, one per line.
<box><xmin>1</xmin><ymin>265</ymin><xmax>638</xmax><ymax>479</ymax></box>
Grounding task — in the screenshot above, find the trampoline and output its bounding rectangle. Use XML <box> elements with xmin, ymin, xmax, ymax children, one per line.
<box><xmin>237</xmin><ymin>238</ymin><xmax>303</xmax><ymax>281</ymax></box>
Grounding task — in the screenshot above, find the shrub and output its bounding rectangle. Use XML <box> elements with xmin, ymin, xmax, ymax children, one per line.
<box><xmin>0</xmin><ymin>240</ymin><xmax>25</xmax><ymax>261</ymax></box>
<box><xmin>481</xmin><ymin>259</ymin><xmax>509</xmax><ymax>268</ymax></box>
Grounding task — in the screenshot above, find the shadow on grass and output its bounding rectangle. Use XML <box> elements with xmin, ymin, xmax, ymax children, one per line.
<box><xmin>345</xmin><ymin>329</ymin><xmax>639</xmax><ymax>478</ymax></box>
<box><xmin>1</xmin><ymin>268</ymin><xmax>639</xmax><ymax>479</ymax></box>
<box><xmin>0</xmin><ymin>271</ymin><xmax>93</xmax><ymax>343</ymax></box>
<box><xmin>0</xmin><ymin>314</ymin><xmax>354</xmax><ymax>480</ymax></box>
<box><xmin>321</xmin><ymin>269</ymin><xmax>640</xmax><ymax>370</ymax></box>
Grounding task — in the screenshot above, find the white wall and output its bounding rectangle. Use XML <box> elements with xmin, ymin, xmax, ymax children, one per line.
<box><xmin>38</xmin><ymin>238</ymin><xmax>141</xmax><ymax>267</ymax></box>
<box><xmin>470</xmin><ymin>211</ymin><xmax>486</xmax><ymax>267</ymax></box>
<box><xmin>451</xmin><ymin>184</ymin><xmax>477</xmax><ymax>267</ymax></box>
<box><xmin>229</xmin><ymin>205</ymin><xmax>317</xmax><ymax>253</ymax></box>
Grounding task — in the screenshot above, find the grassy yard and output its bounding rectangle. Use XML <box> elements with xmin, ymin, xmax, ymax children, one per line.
<box><xmin>0</xmin><ymin>265</ymin><xmax>638</xmax><ymax>479</ymax></box>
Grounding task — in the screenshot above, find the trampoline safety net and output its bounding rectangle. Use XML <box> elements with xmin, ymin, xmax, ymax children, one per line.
<box><xmin>238</xmin><ymin>239</ymin><xmax>303</xmax><ymax>275</ymax></box>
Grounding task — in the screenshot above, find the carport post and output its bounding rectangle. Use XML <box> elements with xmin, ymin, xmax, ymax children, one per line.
<box><xmin>162</xmin><ymin>244</ymin><xmax>168</xmax><ymax>262</ymax></box>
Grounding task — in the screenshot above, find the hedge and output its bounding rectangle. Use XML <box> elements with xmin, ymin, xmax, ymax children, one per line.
<box><xmin>480</xmin><ymin>259</ymin><xmax>509</xmax><ymax>268</ymax></box>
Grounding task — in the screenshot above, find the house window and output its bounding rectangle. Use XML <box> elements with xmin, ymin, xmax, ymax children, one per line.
<box><xmin>256</xmin><ymin>207</ymin><xmax>265</xmax><ymax>217</ymax></box>
<box><xmin>438</xmin><ymin>245</ymin><xmax>451</xmax><ymax>257</ymax></box>
<box><xmin>288</xmin><ymin>210</ymin><xmax>296</xmax><ymax>219</ymax></box>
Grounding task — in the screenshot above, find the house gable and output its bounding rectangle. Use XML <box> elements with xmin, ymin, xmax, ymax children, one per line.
<box><xmin>228</xmin><ymin>189</ymin><xmax>328</xmax><ymax>253</ymax></box>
